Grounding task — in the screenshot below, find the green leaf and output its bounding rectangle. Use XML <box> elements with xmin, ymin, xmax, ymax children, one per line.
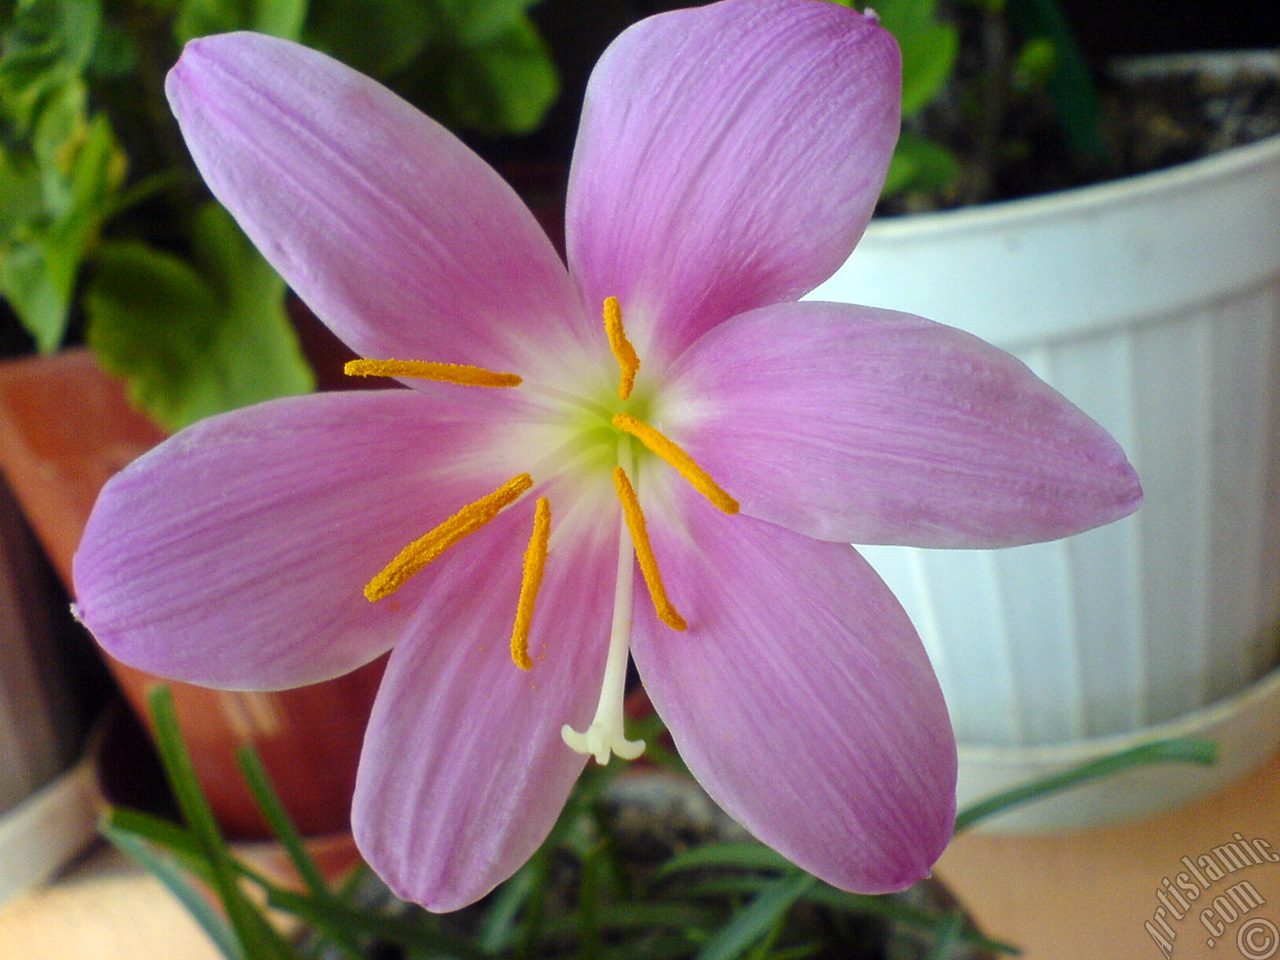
<box><xmin>102</xmin><ymin>806</ymin><xmax>206</xmax><ymax>868</ymax></box>
<box><xmin>302</xmin><ymin>0</ymin><xmax>435</xmax><ymax>78</ymax></box>
<box><xmin>236</xmin><ymin>746</ymin><xmax>365</xmax><ymax>960</ymax></box>
<box><xmin>414</xmin><ymin>14</ymin><xmax>559</xmax><ymax>137</ymax></box>
<box><xmin>265</xmin><ymin>886</ymin><xmax>487</xmax><ymax>959</ymax></box>
<box><xmin>695</xmin><ymin>871</ymin><xmax>815</xmax><ymax>960</ymax></box>
<box><xmin>799</xmin><ymin>886</ymin><xmax>1021</xmax><ymax>955</ymax></box>
<box><xmin>1011</xmin><ymin>36</ymin><xmax>1057</xmax><ymax>91</ymax></box>
<box><xmin>0</xmin><ymin>0</ymin><xmax>101</xmax><ymax>133</ymax></box>
<box><xmin>1</xmin><ymin>110</ymin><xmax>124</xmax><ymax>351</ymax></box>
<box><xmin>173</xmin><ymin>0</ymin><xmax>307</xmax><ymax>45</ymax></box>
<box><xmin>101</xmin><ymin>819</ymin><xmax>245</xmax><ymax>960</ymax></box>
<box><xmin>882</xmin><ymin>131</ymin><xmax>960</xmax><ymax>198</ymax></box>
<box><xmin>145</xmin><ymin>686</ymin><xmax>302</xmax><ymax>960</ymax></box>
<box><xmin>922</xmin><ymin>909</ymin><xmax>965</xmax><ymax>960</ymax></box>
<box><xmin>437</xmin><ymin>0</ymin><xmax>545</xmax><ymax>47</ymax></box>
<box><xmin>477</xmin><ymin>858</ymin><xmax>540</xmax><ymax>953</ymax></box>
<box><xmin>86</xmin><ymin>202</ymin><xmax>314</xmax><ymax>430</ymax></box>
<box><xmin>1007</xmin><ymin>0</ymin><xmax>1109</xmax><ymax>161</ymax></box>
<box><xmin>0</xmin><ymin>147</ymin><xmax>42</xmax><ymax>227</ymax></box>
<box><xmin>657</xmin><ymin>842</ymin><xmax>794</xmax><ymax>880</ymax></box>
<box><xmin>872</xmin><ymin>0</ymin><xmax>958</xmax><ymax>117</ymax></box>
<box><xmin>954</xmin><ymin>737</ymin><xmax>1217</xmax><ymax>833</ymax></box>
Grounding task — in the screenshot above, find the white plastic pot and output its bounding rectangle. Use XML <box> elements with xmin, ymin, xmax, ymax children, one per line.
<box><xmin>812</xmin><ymin>124</ymin><xmax>1280</xmax><ymax>758</ymax></box>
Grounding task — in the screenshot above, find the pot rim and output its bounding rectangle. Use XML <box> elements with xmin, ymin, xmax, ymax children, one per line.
<box><xmin>865</xmin><ymin>49</ymin><xmax>1280</xmax><ymax>240</ymax></box>
<box><xmin>958</xmin><ymin>662</ymin><xmax>1280</xmax><ymax>765</ymax></box>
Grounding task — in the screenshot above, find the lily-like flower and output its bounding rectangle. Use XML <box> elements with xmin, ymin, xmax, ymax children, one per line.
<box><xmin>72</xmin><ymin>0</ymin><xmax>1140</xmax><ymax>911</ymax></box>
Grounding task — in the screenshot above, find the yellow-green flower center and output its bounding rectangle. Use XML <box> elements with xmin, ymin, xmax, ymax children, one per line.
<box><xmin>345</xmin><ymin>298</ymin><xmax>738</xmax><ymax>764</ymax></box>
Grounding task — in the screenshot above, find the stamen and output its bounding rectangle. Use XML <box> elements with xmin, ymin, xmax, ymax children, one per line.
<box><xmin>612</xmin><ymin>466</ymin><xmax>687</xmax><ymax>631</ymax></box>
<box><xmin>612</xmin><ymin>413</ymin><xmax>739</xmax><ymax>515</ymax></box>
<box><xmin>603</xmin><ymin>297</ymin><xmax>640</xmax><ymax>400</ymax></box>
<box><xmin>510</xmin><ymin>497</ymin><xmax>551</xmax><ymax>671</ymax></box>
<box><xmin>364</xmin><ymin>474</ymin><xmax>533</xmax><ymax>602</ymax></box>
<box><xmin>345</xmin><ymin>358</ymin><xmax>521</xmax><ymax>388</ymax></box>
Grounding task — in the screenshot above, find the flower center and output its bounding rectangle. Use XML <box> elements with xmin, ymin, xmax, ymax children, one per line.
<box><xmin>348</xmin><ymin>298</ymin><xmax>738</xmax><ymax>764</ymax></box>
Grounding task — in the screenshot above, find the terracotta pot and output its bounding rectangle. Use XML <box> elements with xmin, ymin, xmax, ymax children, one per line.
<box><xmin>0</xmin><ymin>348</ymin><xmax>385</xmax><ymax>838</ymax></box>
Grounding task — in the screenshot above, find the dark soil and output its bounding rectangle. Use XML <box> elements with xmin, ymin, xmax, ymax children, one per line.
<box><xmin>879</xmin><ymin>8</ymin><xmax>1280</xmax><ymax>215</ymax></box>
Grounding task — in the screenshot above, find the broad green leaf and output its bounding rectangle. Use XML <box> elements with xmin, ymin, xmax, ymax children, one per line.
<box><xmin>174</xmin><ymin>0</ymin><xmax>307</xmax><ymax>45</ymax></box>
<box><xmin>317</xmin><ymin>0</ymin><xmax>558</xmax><ymax>137</ymax></box>
<box><xmin>303</xmin><ymin>0</ymin><xmax>437</xmax><ymax>77</ymax></box>
<box><xmin>1011</xmin><ymin>36</ymin><xmax>1057</xmax><ymax>91</ymax></box>
<box><xmin>0</xmin><ymin>148</ymin><xmax>42</xmax><ymax>227</ymax></box>
<box><xmin>1008</xmin><ymin>0</ymin><xmax>1109</xmax><ymax>160</ymax></box>
<box><xmin>86</xmin><ymin>19</ymin><xmax>137</xmax><ymax>78</ymax></box>
<box><xmin>872</xmin><ymin>0</ymin><xmax>958</xmax><ymax>117</ymax></box>
<box><xmin>410</xmin><ymin>14</ymin><xmax>559</xmax><ymax>137</ymax></box>
<box><xmin>882</xmin><ymin>131</ymin><xmax>959</xmax><ymax>198</ymax></box>
<box><xmin>0</xmin><ymin>0</ymin><xmax>101</xmax><ymax>133</ymax></box>
<box><xmin>86</xmin><ymin>202</ymin><xmax>313</xmax><ymax>430</ymax></box>
<box><xmin>435</xmin><ymin>0</ymin><xmax>545</xmax><ymax>47</ymax></box>
<box><xmin>31</xmin><ymin>77</ymin><xmax>89</xmax><ymax>213</ymax></box>
<box><xmin>0</xmin><ymin>111</ymin><xmax>124</xmax><ymax>350</ymax></box>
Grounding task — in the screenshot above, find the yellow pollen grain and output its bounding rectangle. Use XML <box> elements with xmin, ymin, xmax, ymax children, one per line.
<box><xmin>510</xmin><ymin>496</ymin><xmax>551</xmax><ymax>671</ymax></box>
<box><xmin>613</xmin><ymin>466</ymin><xmax>687</xmax><ymax>631</ymax></box>
<box><xmin>345</xmin><ymin>358</ymin><xmax>522</xmax><ymax>388</ymax></box>
<box><xmin>364</xmin><ymin>474</ymin><xmax>533</xmax><ymax>602</ymax></box>
<box><xmin>612</xmin><ymin>413</ymin><xmax>739</xmax><ymax>515</ymax></box>
<box><xmin>603</xmin><ymin>297</ymin><xmax>640</xmax><ymax>400</ymax></box>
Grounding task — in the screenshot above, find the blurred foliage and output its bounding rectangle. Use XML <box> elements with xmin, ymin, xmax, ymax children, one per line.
<box><xmin>831</xmin><ymin>0</ymin><xmax>1105</xmax><ymax>206</ymax></box>
<box><xmin>0</xmin><ymin>0</ymin><xmax>558</xmax><ymax>430</ymax></box>
<box><xmin>110</xmin><ymin>687</ymin><xmax>1019</xmax><ymax>960</ymax></box>
<box><xmin>105</xmin><ymin>686</ymin><xmax>1214</xmax><ymax>959</ymax></box>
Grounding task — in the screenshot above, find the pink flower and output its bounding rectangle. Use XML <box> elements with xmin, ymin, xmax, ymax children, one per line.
<box><xmin>72</xmin><ymin>0</ymin><xmax>1140</xmax><ymax>911</ymax></box>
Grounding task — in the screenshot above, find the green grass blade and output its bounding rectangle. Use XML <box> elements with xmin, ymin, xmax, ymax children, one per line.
<box><xmin>147</xmin><ymin>685</ymin><xmax>302</xmax><ymax>960</ymax></box>
<box><xmin>799</xmin><ymin>886</ymin><xmax>1020</xmax><ymax>955</ymax></box>
<box><xmin>236</xmin><ymin>745</ymin><xmax>329</xmax><ymax>896</ymax></box>
<box><xmin>102</xmin><ymin>806</ymin><xmax>204</xmax><ymax>865</ymax></box>
<box><xmin>954</xmin><ymin>738</ymin><xmax>1217</xmax><ymax>833</ymax></box>
<box><xmin>236</xmin><ymin>745</ymin><xmax>366</xmax><ymax>959</ymax></box>
<box><xmin>657</xmin><ymin>842</ymin><xmax>793</xmax><ymax>879</ymax></box>
<box><xmin>265</xmin><ymin>886</ymin><xmax>487</xmax><ymax>959</ymax></box>
<box><xmin>102</xmin><ymin>821</ymin><xmax>244</xmax><ymax>960</ymax></box>
<box><xmin>695</xmin><ymin>871</ymin><xmax>815</xmax><ymax>960</ymax></box>
<box><xmin>922</xmin><ymin>909</ymin><xmax>964</xmax><ymax>960</ymax></box>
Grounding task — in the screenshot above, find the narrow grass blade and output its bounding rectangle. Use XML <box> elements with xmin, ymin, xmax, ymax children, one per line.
<box><xmin>922</xmin><ymin>909</ymin><xmax>964</xmax><ymax>960</ymax></box>
<box><xmin>657</xmin><ymin>842</ymin><xmax>793</xmax><ymax>879</ymax></box>
<box><xmin>954</xmin><ymin>738</ymin><xmax>1216</xmax><ymax>833</ymax></box>
<box><xmin>102</xmin><ymin>821</ymin><xmax>244</xmax><ymax>960</ymax></box>
<box><xmin>147</xmin><ymin>685</ymin><xmax>301</xmax><ymax>960</ymax></box>
<box><xmin>695</xmin><ymin>870</ymin><xmax>815</xmax><ymax>960</ymax></box>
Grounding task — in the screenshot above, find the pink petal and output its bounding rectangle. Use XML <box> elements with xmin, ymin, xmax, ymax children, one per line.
<box><xmin>630</xmin><ymin>487</ymin><xmax>956</xmax><ymax>894</ymax></box>
<box><xmin>565</xmin><ymin>0</ymin><xmax>899</xmax><ymax>363</ymax></box>
<box><xmin>664</xmin><ymin>301</ymin><xmax>1142</xmax><ymax>547</ymax></box>
<box><xmin>353</xmin><ymin>497</ymin><xmax>617</xmax><ymax>911</ymax></box>
<box><xmin>72</xmin><ymin>390</ymin><xmax>530</xmax><ymax>689</ymax></box>
<box><xmin>166</xmin><ymin>33</ymin><xmax>587</xmax><ymax>371</ymax></box>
